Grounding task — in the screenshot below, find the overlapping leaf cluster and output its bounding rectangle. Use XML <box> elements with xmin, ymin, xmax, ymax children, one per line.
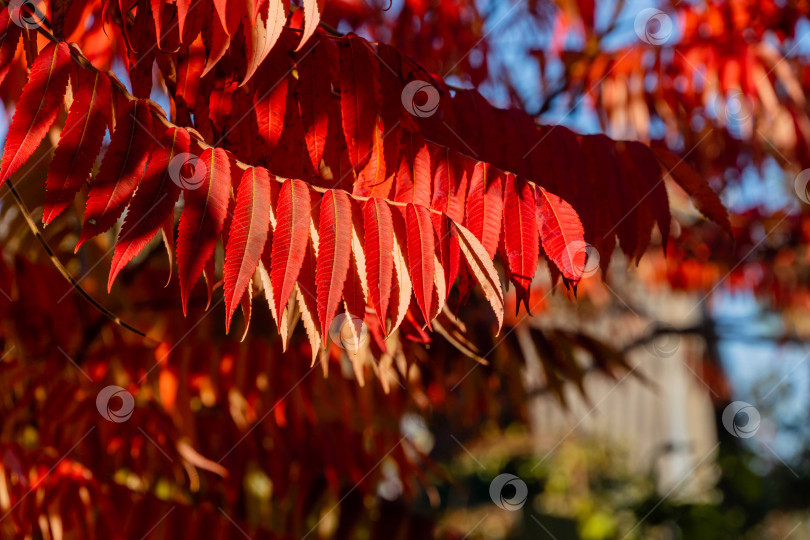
<box><xmin>0</xmin><ymin>0</ymin><xmax>728</xmax><ymax>351</ymax></box>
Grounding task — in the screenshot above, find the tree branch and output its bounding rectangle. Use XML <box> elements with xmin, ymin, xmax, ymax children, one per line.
<box><xmin>3</xmin><ymin>180</ymin><xmax>158</xmax><ymax>342</ymax></box>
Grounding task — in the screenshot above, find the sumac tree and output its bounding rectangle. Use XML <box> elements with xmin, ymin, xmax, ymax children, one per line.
<box><xmin>0</xmin><ymin>0</ymin><xmax>733</xmax><ymax>538</ymax></box>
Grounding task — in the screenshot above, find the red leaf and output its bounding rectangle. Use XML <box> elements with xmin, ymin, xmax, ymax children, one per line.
<box><xmin>432</xmin><ymin>213</ymin><xmax>460</xmax><ymax>299</ymax></box>
<box><xmin>76</xmin><ymin>99</ymin><xmax>154</xmax><ymax>249</ymax></box>
<box><xmin>108</xmin><ymin>127</ymin><xmax>189</xmax><ymax>290</ymax></box>
<box><xmin>237</xmin><ymin>282</ymin><xmax>253</xmax><ymax>341</ymax></box>
<box><xmin>213</xmin><ymin>0</ymin><xmax>229</xmax><ymax>33</ymax></box>
<box><xmin>203</xmin><ymin>249</ymin><xmax>217</xmax><ymax>309</ymax></box>
<box><xmin>0</xmin><ymin>11</ymin><xmax>21</xmax><ymax>88</ymax></box>
<box><xmin>253</xmin><ymin>0</ymin><xmax>268</xmax><ymax>20</ymax></box>
<box><xmin>208</xmin><ymin>78</ymin><xmax>237</xmax><ymax>134</ymax></box>
<box><xmin>628</xmin><ymin>141</ymin><xmax>671</xmax><ymax>253</ymax></box>
<box><xmin>296</xmin><ymin>0</ymin><xmax>325</xmax><ymax>51</ymax></box>
<box><xmin>597</xmin><ymin>140</ymin><xmax>640</xmax><ymax>259</ymax></box>
<box><xmin>201</xmin><ymin>6</ymin><xmax>230</xmax><ymax>77</ymax></box>
<box><xmin>43</xmin><ymin>69</ymin><xmax>112</xmax><ymax>224</ymax></box>
<box><xmin>126</xmin><ymin>0</ymin><xmax>156</xmax><ymax>98</ymax></box>
<box><xmin>394</xmin><ymin>133</ymin><xmax>431</xmax><ymax>207</ymax></box>
<box><xmin>176</xmin><ymin>0</ymin><xmax>191</xmax><ymax>38</ymax></box>
<box><xmin>354</xmin><ymin>117</ymin><xmax>394</xmax><ymax>198</ymax></box>
<box><xmin>177</xmin><ymin>147</ymin><xmax>231</xmax><ymax>314</ymax></box>
<box><xmin>0</xmin><ymin>41</ymin><xmax>71</xmax><ymax>183</ymax></box>
<box><xmin>151</xmin><ymin>0</ymin><xmax>180</xmax><ymax>51</ymax></box>
<box><xmin>298</xmin><ymin>35</ymin><xmax>331</xmax><ymax>171</ymax></box>
<box><xmin>454</xmin><ymin>222</ymin><xmax>504</xmax><ymax>332</ymax></box>
<box><xmin>242</xmin><ymin>0</ymin><xmax>289</xmax><ymax>85</ymax></box>
<box><xmin>339</xmin><ymin>35</ymin><xmax>380</xmax><ymax>172</ymax></box>
<box><xmin>503</xmin><ymin>174</ymin><xmax>539</xmax><ymax>314</ymax></box>
<box><xmin>261</xmin><ymin>226</ymin><xmax>294</xmax><ymax>348</ymax></box>
<box><xmin>316</xmin><ymin>189</ymin><xmax>353</xmax><ymax>339</ymax></box>
<box><xmin>453</xmin><ymin>89</ymin><xmax>492</xmax><ymax>160</ymax></box>
<box><xmin>160</xmin><ymin>213</ymin><xmax>175</xmax><ymax>286</ymax></box>
<box><xmin>388</xmin><ymin>207</ymin><xmax>412</xmax><ymax>335</ymax></box>
<box><xmin>269</xmin><ymin>178</ymin><xmax>311</xmax><ymax>327</ymax></box>
<box><xmin>405</xmin><ymin>203</ymin><xmax>435</xmax><ymax>326</ymax></box>
<box><xmin>465</xmin><ymin>161</ymin><xmax>503</xmax><ymax>258</ymax></box>
<box><xmin>344</xmin><ymin>252</ymin><xmax>366</xmax><ymax>326</ymax></box>
<box><xmin>295</xmin><ymin>228</ymin><xmax>321</xmax><ymax>358</ymax></box>
<box><xmin>253</xmin><ymin>51</ymin><xmax>290</xmax><ymax>153</ymax></box>
<box><xmin>213</xmin><ymin>0</ymin><xmax>242</xmax><ymax>35</ymax></box>
<box><xmin>377</xmin><ymin>42</ymin><xmax>410</xmax><ymax>132</ymax></box>
<box><xmin>535</xmin><ymin>186</ymin><xmax>586</xmax><ymax>285</ymax></box>
<box><xmin>176</xmin><ymin>34</ymin><xmax>206</xmax><ymax>111</ymax></box>
<box><xmin>412</xmin><ymin>144</ymin><xmax>433</xmax><ymax>204</ymax></box>
<box><xmin>616</xmin><ymin>143</ymin><xmax>655</xmax><ymax>261</ymax></box>
<box><xmin>271</xmin><ymin>82</ymin><xmax>310</xmax><ymax>178</ymax></box>
<box><xmin>577</xmin><ymin>134</ymin><xmax>614</xmax><ymax>270</ymax></box>
<box><xmin>322</xmin><ymin>94</ymin><xmax>354</xmax><ymax>188</ymax></box>
<box><xmin>362</xmin><ymin>198</ymin><xmax>393</xmax><ymax>328</ymax></box>
<box><xmin>224</xmin><ymin>167</ymin><xmax>271</xmax><ymax>331</ymax></box>
<box><xmin>431</xmin><ymin>148</ymin><xmax>468</xmax><ymax>223</ymax></box>
<box><xmin>652</xmin><ymin>146</ymin><xmax>731</xmax><ymax>234</ymax></box>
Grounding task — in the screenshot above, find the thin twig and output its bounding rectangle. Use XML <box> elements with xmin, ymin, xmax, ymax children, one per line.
<box><xmin>4</xmin><ymin>180</ymin><xmax>157</xmax><ymax>342</ymax></box>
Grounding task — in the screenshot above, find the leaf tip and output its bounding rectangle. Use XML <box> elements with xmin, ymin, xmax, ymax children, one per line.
<box><xmin>106</xmin><ymin>270</ymin><xmax>117</xmax><ymax>293</ymax></box>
